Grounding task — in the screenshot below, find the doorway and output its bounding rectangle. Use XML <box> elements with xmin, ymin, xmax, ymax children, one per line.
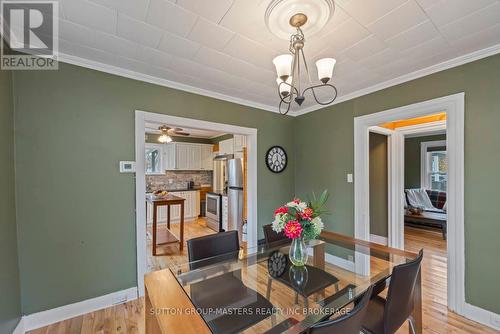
<box><xmin>135</xmin><ymin>110</ymin><xmax>258</xmax><ymax>296</ymax></box>
<box><xmin>354</xmin><ymin>93</ymin><xmax>465</xmax><ymax>315</ymax></box>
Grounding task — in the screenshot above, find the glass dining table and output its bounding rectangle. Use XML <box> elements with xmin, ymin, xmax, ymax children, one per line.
<box><xmin>144</xmin><ymin>232</ymin><xmax>421</xmax><ymax>334</ymax></box>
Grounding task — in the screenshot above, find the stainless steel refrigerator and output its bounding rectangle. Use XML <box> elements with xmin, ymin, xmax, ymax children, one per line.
<box><xmin>227</xmin><ymin>158</ymin><xmax>244</xmax><ymax>241</ymax></box>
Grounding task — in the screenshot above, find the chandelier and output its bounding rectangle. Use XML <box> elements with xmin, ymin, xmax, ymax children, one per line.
<box><xmin>266</xmin><ymin>0</ymin><xmax>338</xmax><ymax>115</ymax></box>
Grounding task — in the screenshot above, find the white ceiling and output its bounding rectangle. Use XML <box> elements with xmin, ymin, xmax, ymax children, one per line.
<box><xmin>145</xmin><ymin>122</ymin><xmax>226</xmax><ymax>138</ymax></box>
<box><xmin>39</xmin><ymin>0</ymin><xmax>500</xmax><ymax>113</ymax></box>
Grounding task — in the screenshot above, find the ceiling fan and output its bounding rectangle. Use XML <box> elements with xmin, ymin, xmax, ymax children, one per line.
<box><xmin>157</xmin><ymin>125</ymin><xmax>190</xmax><ymax>143</ymax></box>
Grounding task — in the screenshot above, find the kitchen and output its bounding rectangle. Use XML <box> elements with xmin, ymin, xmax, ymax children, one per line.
<box><xmin>145</xmin><ymin>124</ymin><xmax>248</xmax><ymax>263</ymax></box>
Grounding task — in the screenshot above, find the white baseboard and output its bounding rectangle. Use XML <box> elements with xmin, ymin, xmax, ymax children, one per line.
<box><xmin>370</xmin><ymin>234</ymin><xmax>388</xmax><ymax>246</ymax></box>
<box><xmin>23</xmin><ymin>287</ymin><xmax>138</xmax><ymax>332</ymax></box>
<box><xmin>12</xmin><ymin>318</ymin><xmax>25</xmax><ymax>334</ymax></box>
<box><xmin>307</xmin><ymin>248</ymin><xmax>355</xmax><ymax>272</ymax></box>
<box><xmin>463</xmin><ymin>302</ymin><xmax>500</xmax><ymax>331</ymax></box>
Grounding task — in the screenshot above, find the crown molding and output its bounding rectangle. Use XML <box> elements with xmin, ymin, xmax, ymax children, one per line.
<box><xmin>293</xmin><ymin>43</ymin><xmax>500</xmax><ymax>116</ymax></box>
<box><xmin>56</xmin><ymin>43</ymin><xmax>500</xmax><ymax>118</ymax></box>
<box><xmin>57</xmin><ymin>52</ymin><xmax>279</xmax><ymax>114</ymax></box>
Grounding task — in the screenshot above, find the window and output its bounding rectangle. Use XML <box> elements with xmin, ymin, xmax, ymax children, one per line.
<box><xmin>427</xmin><ymin>151</ymin><xmax>447</xmax><ymax>191</ymax></box>
<box><xmin>421</xmin><ymin>140</ymin><xmax>447</xmax><ymax>191</ymax></box>
<box><xmin>145</xmin><ymin>144</ymin><xmax>163</xmax><ymax>174</ymax></box>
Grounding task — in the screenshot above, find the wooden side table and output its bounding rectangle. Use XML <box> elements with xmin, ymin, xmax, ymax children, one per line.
<box><xmin>147</xmin><ymin>194</ymin><xmax>185</xmax><ymax>255</ymax></box>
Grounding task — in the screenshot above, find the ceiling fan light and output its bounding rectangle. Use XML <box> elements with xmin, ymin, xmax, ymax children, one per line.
<box><xmin>276</xmin><ymin>77</ymin><xmax>293</xmax><ymax>97</ymax></box>
<box><xmin>273</xmin><ymin>54</ymin><xmax>293</xmax><ymax>81</ymax></box>
<box><xmin>158</xmin><ymin>134</ymin><xmax>172</xmax><ymax>143</ymax></box>
<box><xmin>316</xmin><ymin>58</ymin><xmax>336</xmax><ymax>84</ymax></box>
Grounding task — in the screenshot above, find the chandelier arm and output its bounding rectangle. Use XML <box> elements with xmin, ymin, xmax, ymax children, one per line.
<box><xmin>277</xmin><ymin>82</ymin><xmax>299</xmax><ymax>103</ymax></box>
<box><xmin>300</xmin><ymin>48</ymin><xmax>314</xmax><ymax>86</ymax></box>
<box><xmin>279</xmin><ymin>98</ymin><xmax>292</xmax><ymax>115</ymax></box>
<box><xmin>303</xmin><ymin>83</ymin><xmax>338</xmax><ymax>105</ymax></box>
<box><xmin>296</xmin><ymin>50</ymin><xmax>301</xmax><ymax>96</ymax></box>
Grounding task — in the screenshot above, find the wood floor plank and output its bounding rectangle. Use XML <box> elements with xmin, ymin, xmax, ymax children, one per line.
<box><xmin>27</xmin><ymin>222</ymin><xmax>498</xmax><ymax>334</ymax></box>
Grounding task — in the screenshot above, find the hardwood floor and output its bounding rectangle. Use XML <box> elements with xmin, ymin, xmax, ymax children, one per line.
<box><xmin>28</xmin><ymin>225</ymin><xmax>498</xmax><ymax>334</ymax></box>
<box><xmin>147</xmin><ymin>218</ymin><xmax>215</xmax><ymax>272</ymax></box>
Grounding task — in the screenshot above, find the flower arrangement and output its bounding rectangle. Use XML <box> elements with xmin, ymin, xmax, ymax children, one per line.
<box><xmin>272</xmin><ymin>190</ymin><xmax>329</xmax><ymax>241</ymax></box>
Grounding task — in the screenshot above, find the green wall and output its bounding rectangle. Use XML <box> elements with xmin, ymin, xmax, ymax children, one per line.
<box><xmin>12</xmin><ymin>62</ymin><xmax>295</xmax><ymax>314</ymax></box>
<box><xmin>405</xmin><ymin>134</ymin><xmax>446</xmax><ymax>188</ymax></box>
<box><xmin>7</xmin><ymin>51</ymin><xmax>500</xmax><ymax>317</ymax></box>
<box><xmin>369</xmin><ymin>132</ymin><xmax>388</xmax><ymax>238</ymax></box>
<box><xmin>295</xmin><ymin>53</ymin><xmax>500</xmax><ymax>314</ymax></box>
<box><xmin>0</xmin><ymin>69</ymin><xmax>22</xmax><ymax>332</ymax></box>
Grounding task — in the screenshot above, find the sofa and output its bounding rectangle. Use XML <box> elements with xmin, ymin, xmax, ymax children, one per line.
<box><xmin>404</xmin><ymin>188</ymin><xmax>447</xmax><ymax>239</ymax></box>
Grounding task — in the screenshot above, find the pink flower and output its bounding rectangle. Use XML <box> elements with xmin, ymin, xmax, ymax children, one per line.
<box><xmin>293</xmin><ymin>199</ymin><xmax>301</xmax><ymax>204</ymax></box>
<box><xmin>300</xmin><ymin>207</ymin><xmax>314</xmax><ymax>221</ymax></box>
<box><xmin>274</xmin><ymin>206</ymin><xmax>288</xmax><ymax>216</ymax></box>
<box><xmin>284</xmin><ymin>221</ymin><xmax>303</xmax><ymax>239</ymax></box>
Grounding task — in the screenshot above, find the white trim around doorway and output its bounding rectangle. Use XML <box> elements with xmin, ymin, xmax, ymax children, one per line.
<box><xmin>354</xmin><ymin>93</ymin><xmax>465</xmax><ymax>314</ymax></box>
<box><xmin>135</xmin><ymin>111</ymin><xmax>258</xmax><ymax>296</ymax></box>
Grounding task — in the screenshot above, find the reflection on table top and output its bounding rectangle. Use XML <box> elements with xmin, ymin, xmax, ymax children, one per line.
<box><xmin>164</xmin><ymin>235</ymin><xmax>413</xmax><ymax>334</ymax></box>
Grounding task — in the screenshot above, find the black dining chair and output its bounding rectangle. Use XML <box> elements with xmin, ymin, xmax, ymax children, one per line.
<box><xmin>187</xmin><ymin>231</ymin><xmax>276</xmax><ymax>334</ymax></box>
<box><xmin>307</xmin><ymin>285</ymin><xmax>374</xmax><ymax>334</ymax></box>
<box><xmin>187</xmin><ymin>230</ymin><xmax>240</xmax><ymax>270</ymax></box>
<box><xmin>361</xmin><ymin>249</ymin><xmax>424</xmax><ymax>334</ymax></box>
<box><xmin>263</xmin><ymin>223</ymin><xmax>290</xmax><ymax>247</ymax></box>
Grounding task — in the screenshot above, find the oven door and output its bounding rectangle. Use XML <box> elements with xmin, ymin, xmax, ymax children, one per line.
<box><xmin>206</xmin><ymin>193</ymin><xmax>221</xmax><ymax>230</ymax></box>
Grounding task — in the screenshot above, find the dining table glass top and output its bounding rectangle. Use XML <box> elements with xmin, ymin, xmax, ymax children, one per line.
<box><xmin>168</xmin><ymin>236</ymin><xmax>413</xmax><ymax>334</ymax></box>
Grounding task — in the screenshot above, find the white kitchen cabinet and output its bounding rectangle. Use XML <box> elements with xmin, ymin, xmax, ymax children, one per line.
<box><xmin>219</xmin><ymin>138</ymin><xmax>234</xmax><ymax>155</ymax></box>
<box><xmin>163</xmin><ymin>143</ymin><xmax>176</xmax><ymax>170</ymax></box>
<box><xmin>147</xmin><ymin>190</ymin><xmax>200</xmax><ymax>224</ymax></box>
<box><xmin>175</xmin><ymin>143</ymin><xmax>191</xmax><ymax>170</ymax></box>
<box><xmin>189</xmin><ymin>144</ymin><xmax>201</xmax><ymax>170</ymax></box>
<box><xmin>164</xmin><ymin>143</ymin><xmax>213</xmax><ymax>171</ymax></box>
<box><xmin>200</xmin><ymin>145</ymin><xmax>213</xmax><ymax>170</ymax></box>
<box><xmin>233</xmin><ymin>135</ymin><xmax>247</xmax><ymax>152</ymax></box>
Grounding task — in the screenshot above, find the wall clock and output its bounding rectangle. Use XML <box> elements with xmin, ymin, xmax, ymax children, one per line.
<box><xmin>266</xmin><ymin>146</ymin><xmax>287</xmax><ymax>173</ymax></box>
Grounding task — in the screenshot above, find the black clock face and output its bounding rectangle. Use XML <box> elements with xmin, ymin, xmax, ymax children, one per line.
<box><xmin>266</xmin><ymin>146</ymin><xmax>287</xmax><ymax>173</ymax></box>
<box><xmin>267</xmin><ymin>251</ymin><xmax>288</xmax><ymax>278</ymax></box>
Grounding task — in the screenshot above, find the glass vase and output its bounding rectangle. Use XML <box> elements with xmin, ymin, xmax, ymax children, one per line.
<box><xmin>289</xmin><ymin>237</ymin><xmax>308</xmax><ymax>266</ymax></box>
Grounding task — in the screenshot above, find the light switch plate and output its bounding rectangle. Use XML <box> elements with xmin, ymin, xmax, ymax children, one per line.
<box><xmin>120</xmin><ymin>161</ymin><xmax>136</xmax><ymax>173</ymax></box>
<box><xmin>347</xmin><ymin>173</ymin><xmax>353</xmax><ymax>183</ymax></box>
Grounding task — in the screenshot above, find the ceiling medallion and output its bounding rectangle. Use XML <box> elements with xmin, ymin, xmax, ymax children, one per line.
<box><xmin>265</xmin><ymin>0</ymin><xmax>338</xmax><ymax>115</ymax></box>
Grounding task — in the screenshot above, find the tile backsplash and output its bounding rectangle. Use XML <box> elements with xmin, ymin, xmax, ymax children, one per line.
<box><xmin>146</xmin><ymin>171</ymin><xmax>212</xmax><ymax>192</ymax></box>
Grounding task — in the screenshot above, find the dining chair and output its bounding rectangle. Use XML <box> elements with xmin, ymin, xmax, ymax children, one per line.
<box><xmin>307</xmin><ymin>285</ymin><xmax>374</xmax><ymax>334</ymax></box>
<box><xmin>187</xmin><ymin>230</ymin><xmax>240</xmax><ymax>270</ymax></box>
<box><xmin>263</xmin><ymin>223</ymin><xmax>290</xmax><ymax>247</ymax></box>
<box><xmin>361</xmin><ymin>249</ymin><xmax>424</xmax><ymax>334</ymax></box>
<box><xmin>187</xmin><ymin>231</ymin><xmax>276</xmax><ymax>333</ymax></box>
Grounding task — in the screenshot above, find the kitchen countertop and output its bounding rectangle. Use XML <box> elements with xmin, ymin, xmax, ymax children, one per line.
<box><xmin>147</xmin><ymin>188</ymin><xmax>201</xmax><ymax>194</ymax></box>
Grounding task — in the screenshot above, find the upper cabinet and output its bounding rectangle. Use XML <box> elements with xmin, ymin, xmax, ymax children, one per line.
<box><xmin>201</xmin><ymin>145</ymin><xmax>213</xmax><ymax>170</ymax></box>
<box><xmin>233</xmin><ymin>135</ymin><xmax>247</xmax><ymax>159</ymax></box>
<box><xmin>217</xmin><ymin>135</ymin><xmax>247</xmax><ymax>156</ymax></box>
<box><xmin>219</xmin><ymin>138</ymin><xmax>234</xmax><ymax>155</ymax></box>
<box><xmin>145</xmin><ymin>144</ymin><xmax>164</xmax><ymax>175</ymax></box>
<box><xmin>164</xmin><ymin>143</ymin><xmax>213</xmax><ymax>171</ymax></box>
<box><xmin>233</xmin><ymin>135</ymin><xmax>247</xmax><ymax>153</ymax></box>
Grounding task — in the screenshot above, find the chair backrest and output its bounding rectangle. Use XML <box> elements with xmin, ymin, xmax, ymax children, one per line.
<box><xmin>263</xmin><ymin>224</ymin><xmax>289</xmax><ymax>247</ymax></box>
<box><xmin>308</xmin><ymin>285</ymin><xmax>374</xmax><ymax>334</ymax></box>
<box><xmin>187</xmin><ymin>231</ymin><xmax>240</xmax><ymax>270</ymax></box>
<box><xmin>384</xmin><ymin>249</ymin><xmax>424</xmax><ymax>334</ymax></box>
